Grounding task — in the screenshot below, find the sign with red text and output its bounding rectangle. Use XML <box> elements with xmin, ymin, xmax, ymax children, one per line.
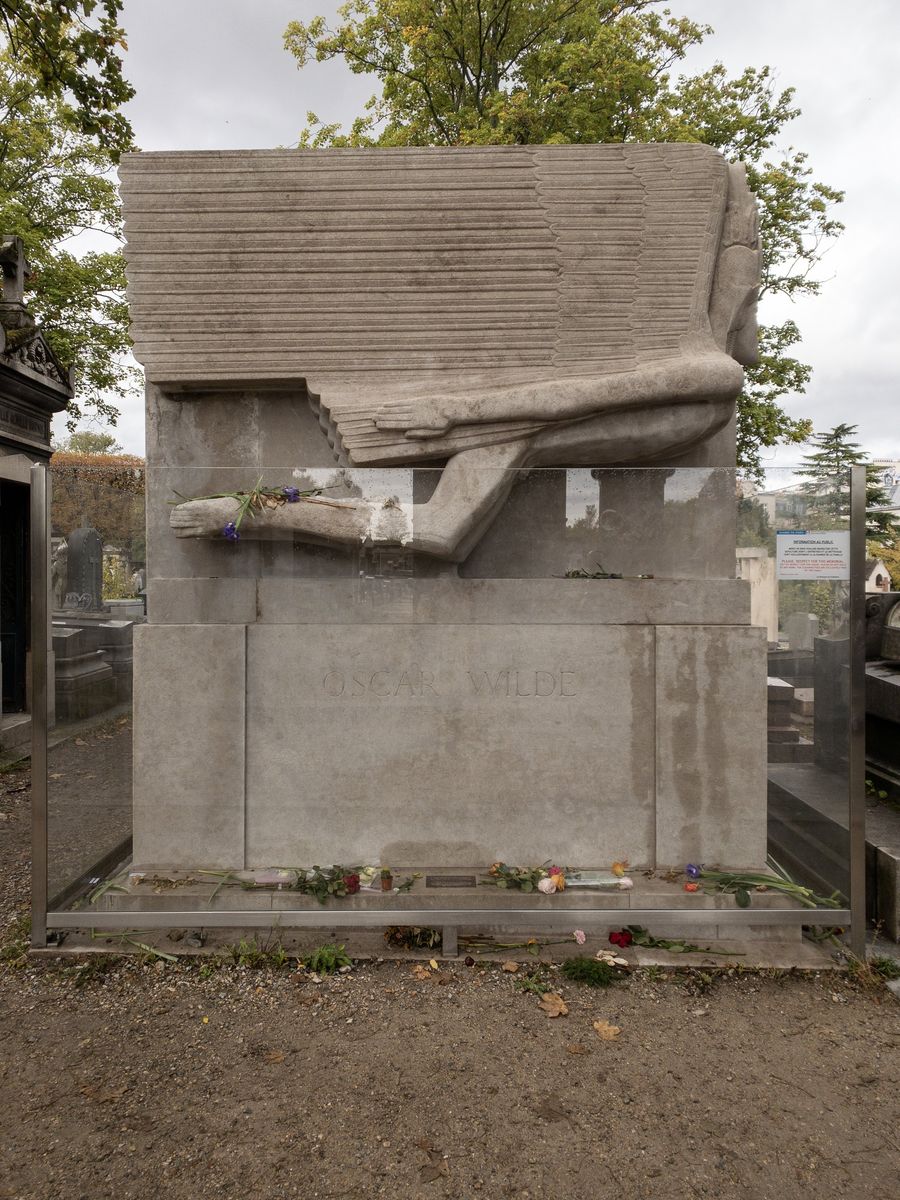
<box><xmin>776</xmin><ymin>530</ymin><xmax>851</xmax><ymax>581</ymax></box>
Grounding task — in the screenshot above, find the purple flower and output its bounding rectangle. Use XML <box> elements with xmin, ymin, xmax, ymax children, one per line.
<box><xmin>223</xmin><ymin>521</ymin><xmax>240</xmax><ymax>541</ymax></box>
<box><xmin>685</xmin><ymin>863</ymin><xmax>703</xmax><ymax>880</ymax></box>
<box><xmin>283</xmin><ymin>486</ymin><xmax>301</xmax><ymax>502</ymax></box>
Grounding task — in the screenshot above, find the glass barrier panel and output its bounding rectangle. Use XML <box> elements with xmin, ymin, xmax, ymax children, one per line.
<box><xmin>43</xmin><ymin>466</ymin><xmax>854</xmax><ymax>932</ymax></box>
<box><xmin>46</xmin><ymin>458</ymin><xmax>142</xmax><ymax>906</ymax></box>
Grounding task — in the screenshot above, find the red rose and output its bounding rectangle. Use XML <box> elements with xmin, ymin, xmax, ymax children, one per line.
<box><xmin>609</xmin><ymin>930</ymin><xmax>633</xmax><ymax>948</ymax></box>
<box><xmin>343</xmin><ymin>873</ymin><xmax>361</xmax><ymax>894</ymax></box>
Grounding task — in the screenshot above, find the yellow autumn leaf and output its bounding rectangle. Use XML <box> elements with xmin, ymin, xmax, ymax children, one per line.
<box><xmin>501</xmin><ymin>960</ymin><xmax>519</xmax><ymax>973</ymax></box>
<box><xmin>593</xmin><ymin>1019</ymin><xmax>621</xmax><ymax>1040</ymax></box>
<box><xmin>537</xmin><ymin>992</ymin><xmax>568</xmax><ymax>1018</ymax></box>
<box><xmin>429</xmin><ymin>959</ymin><xmax>439</xmax><ymax>970</ymax></box>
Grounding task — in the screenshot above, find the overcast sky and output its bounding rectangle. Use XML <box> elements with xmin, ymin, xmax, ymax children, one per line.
<box><xmin>77</xmin><ymin>0</ymin><xmax>899</xmax><ymax>465</ymax></box>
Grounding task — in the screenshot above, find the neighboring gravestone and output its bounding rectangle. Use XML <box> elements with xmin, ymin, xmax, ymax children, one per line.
<box><xmin>785</xmin><ymin>612</ymin><xmax>819</xmax><ymax>651</ymax></box>
<box><xmin>64</xmin><ymin>526</ymin><xmax>104</xmax><ymax>612</ymax></box>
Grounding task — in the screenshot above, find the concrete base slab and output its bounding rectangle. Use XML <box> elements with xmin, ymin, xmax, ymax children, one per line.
<box><xmin>38</xmin><ymin>928</ymin><xmax>840</xmax><ymax>972</ymax></box>
<box><xmin>0</xmin><ymin>712</ymin><xmax>30</xmax><ymax>751</ymax></box>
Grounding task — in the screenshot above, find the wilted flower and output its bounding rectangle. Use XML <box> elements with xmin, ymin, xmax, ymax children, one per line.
<box><xmin>685</xmin><ymin>863</ymin><xmax>703</xmax><ymax>880</ymax></box>
<box><xmin>550</xmin><ymin>872</ymin><xmax>566</xmax><ymax>892</ymax></box>
<box><xmin>223</xmin><ymin>521</ymin><xmax>239</xmax><ymax>541</ymax></box>
<box><xmin>283</xmin><ymin>486</ymin><xmax>302</xmax><ymax>502</ymax></box>
<box><xmin>489</xmin><ymin>862</ymin><xmax>503</xmax><ymax>876</ymax></box>
<box><xmin>342</xmin><ymin>873</ymin><xmax>361</xmax><ymax>894</ymax></box>
<box><xmin>683</xmin><ymin>881</ymin><xmax>700</xmax><ymax>893</ymax></box>
<box><xmin>596</xmin><ymin>949</ymin><xmax>629</xmax><ymax>968</ymax></box>
<box><xmin>537</xmin><ymin>877</ymin><xmax>557</xmax><ymax>895</ymax></box>
<box><xmin>618</xmin><ymin>877</ymin><xmax>634</xmax><ymax>890</ymax></box>
<box><xmin>609</xmin><ymin>929</ymin><xmax>633</xmax><ymax>949</ymax></box>
<box><xmin>611</xmin><ymin>859</ymin><xmax>630</xmax><ymax>878</ymax></box>
<box><xmin>573</xmin><ymin>929</ymin><xmax>586</xmax><ymax>945</ymax></box>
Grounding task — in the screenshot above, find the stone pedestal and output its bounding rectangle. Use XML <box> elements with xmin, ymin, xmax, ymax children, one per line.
<box><xmin>52</xmin><ymin>617</ymin><xmax>134</xmax><ymax>719</ymax></box>
<box><xmin>132</xmin><ymin>578</ymin><xmax>766</xmax><ymax>870</ymax></box>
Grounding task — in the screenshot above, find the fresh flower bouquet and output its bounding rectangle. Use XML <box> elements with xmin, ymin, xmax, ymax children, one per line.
<box><xmin>481</xmin><ymin>862</ymin><xmax>568</xmax><ymax>893</ymax></box>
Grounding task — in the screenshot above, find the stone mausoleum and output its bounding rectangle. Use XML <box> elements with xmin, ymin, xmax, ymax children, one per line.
<box><xmin>120</xmin><ymin>145</ymin><xmax>766</xmax><ymax>872</ymax></box>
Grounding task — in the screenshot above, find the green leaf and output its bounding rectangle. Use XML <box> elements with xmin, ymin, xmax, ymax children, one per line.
<box><xmin>283</xmin><ymin>1</ymin><xmax>844</xmax><ymax>478</ymax></box>
<box><xmin>735</xmin><ymin>887</ymin><xmax>752</xmax><ymax>908</ymax></box>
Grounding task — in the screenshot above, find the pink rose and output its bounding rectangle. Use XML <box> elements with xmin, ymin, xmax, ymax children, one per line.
<box><xmin>537</xmin><ymin>877</ymin><xmax>557</xmax><ymax>895</ymax></box>
<box><xmin>573</xmin><ymin>930</ymin><xmax>586</xmax><ymax>945</ymax></box>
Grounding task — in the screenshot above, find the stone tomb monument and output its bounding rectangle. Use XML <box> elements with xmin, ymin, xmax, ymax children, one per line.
<box><xmin>63</xmin><ymin>525</ymin><xmax>104</xmax><ymax>612</ymax></box>
<box><xmin>120</xmin><ymin>145</ymin><xmax>766</xmax><ymax>871</ymax></box>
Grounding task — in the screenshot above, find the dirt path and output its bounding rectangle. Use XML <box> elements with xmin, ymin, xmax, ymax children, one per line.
<box><xmin>1</xmin><ymin>767</ymin><xmax>899</xmax><ymax>1200</ymax></box>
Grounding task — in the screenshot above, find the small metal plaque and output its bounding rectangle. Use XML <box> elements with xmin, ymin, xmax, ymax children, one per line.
<box><xmin>426</xmin><ymin>874</ymin><xmax>477</xmax><ymax>889</ymax></box>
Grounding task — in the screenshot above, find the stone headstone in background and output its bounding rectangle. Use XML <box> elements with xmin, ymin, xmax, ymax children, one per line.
<box><xmin>64</xmin><ymin>526</ymin><xmax>104</xmax><ymax>612</ymax></box>
<box><xmin>785</xmin><ymin>612</ymin><xmax>819</xmax><ymax>651</ymax></box>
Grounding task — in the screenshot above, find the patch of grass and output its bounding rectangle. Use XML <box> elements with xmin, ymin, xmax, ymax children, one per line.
<box><xmin>303</xmin><ymin>943</ymin><xmax>351</xmax><ymax>974</ymax></box>
<box><xmin>638</xmin><ymin>964</ymin><xmax>668</xmax><ymax>983</ymax></box>
<box><xmin>0</xmin><ymin>914</ymin><xmax>30</xmax><ymax>968</ymax></box>
<box><xmin>870</xmin><ymin>955</ymin><xmax>900</xmax><ymax>981</ymax></box>
<box><xmin>515</xmin><ymin>968</ymin><xmax>551</xmax><ymax>996</ymax></box>
<box><xmin>64</xmin><ymin>954</ymin><xmax>124</xmax><ymax>988</ymax></box>
<box><xmin>560</xmin><ymin>956</ymin><xmax>620</xmax><ymax>988</ymax></box>
<box><xmin>0</xmin><ymin>757</ymin><xmax>29</xmax><ymax>775</ymax></box>
<box><xmin>225</xmin><ymin>937</ymin><xmax>291</xmax><ymax>969</ymax></box>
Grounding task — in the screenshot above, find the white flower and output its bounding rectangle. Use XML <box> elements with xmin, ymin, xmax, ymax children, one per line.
<box><xmin>537</xmin><ymin>877</ymin><xmax>557</xmax><ymax>894</ymax></box>
<box><xmin>618</xmin><ymin>877</ymin><xmax>634</xmax><ymax>890</ymax></box>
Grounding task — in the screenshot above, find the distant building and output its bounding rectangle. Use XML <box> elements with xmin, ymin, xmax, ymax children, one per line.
<box><xmin>866</xmin><ymin>558</ymin><xmax>892</xmax><ymax>593</ymax></box>
<box><xmin>755</xmin><ymin>482</ymin><xmax>809</xmax><ymax>530</ymax></box>
<box><xmin>872</xmin><ymin>460</ymin><xmax>900</xmax><ymax>515</ymax></box>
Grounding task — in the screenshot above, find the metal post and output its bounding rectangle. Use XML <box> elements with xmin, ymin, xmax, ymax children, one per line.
<box><xmin>848</xmin><ymin>464</ymin><xmax>867</xmax><ymax>961</ymax></box>
<box><xmin>29</xmin><ymin>462</ymin><xmax>49</xmax><ymax>948</ymax></box>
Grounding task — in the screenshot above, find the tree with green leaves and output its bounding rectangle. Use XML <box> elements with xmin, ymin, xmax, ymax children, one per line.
<box><xmin>797</xmin><ymin>423</ymin><xmax>897</xmax><ymax>545</ymax></box>
<box><xmin>54</xmin><ymin>428</ymin><xmax>123</xmax><ymax>454</ymax></box>
<box><xmin>0</xmin><ymin>1</ymin><xmax>137</xmax><ymax>427</ymax></box>
<box><xmin>284</xmin><ymin>0</ymin><xmax>843</xmax><ymax>480</ymax></box>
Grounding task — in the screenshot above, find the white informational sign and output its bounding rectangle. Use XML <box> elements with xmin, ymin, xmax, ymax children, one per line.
<box><xmin>775</xmin><ymin>530</ymin><xmax>851</xmax><ymax>581</ymax></box>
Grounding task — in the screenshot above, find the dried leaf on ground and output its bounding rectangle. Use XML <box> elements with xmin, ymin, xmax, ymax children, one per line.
<box><xmin>593</xmin><ymin>1019</ymin><xmax>621</xmax><ymax>1040</ymax></box>
<box><xmin>419</xmin><ymin>1148</ymin><xmax>449</xmax><ymax>1182</ymax></box>
<box><xmin>263</xmin><ymin>1050</ymin><xmax>285</xmax><ymax>1064</ymax></box>
<box><xmin>537</xmin><ymin>992</ymin><xmax>568</xmax><ymax>1018</ymax></box>
<box><xmin>74</xmin><ymin>738</ymin><xmax>87</xmax><ymax>746</ymax></box>
<box><xmin>566</xmin><ymin>1043</ymin><xmax>590</xmax><ymax>1055</ymax></box>
<box><xmin>429</xmin><ymin>959</ymin><xmax>439</xmax><ymax>970</ymax></box>
<box><xmin>411</xmin><ymin>965</ymin><xmax>432</xmax><ymax>981</ymax></box>
<box><xmin>501</xmin><ymin>961</ymin><xmax>519</xmax><ymax>973</ymax></box>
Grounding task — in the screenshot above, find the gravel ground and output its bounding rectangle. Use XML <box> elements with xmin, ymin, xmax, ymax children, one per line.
<box><xmin>2</xmin><ymin>763</ymin><xmax>899</xmax><ymax>1200</ymax></box>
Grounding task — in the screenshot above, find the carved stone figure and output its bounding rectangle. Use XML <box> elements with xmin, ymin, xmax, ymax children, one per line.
<box><xmin>121</xmin><ymin>145</ymin><xmax>759</xmax><ymax>560</ymax></box>
<box><xmin>51</xmin><ymin>540</ymin><xmax>68</xmax><ymax>610</ymax></box>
